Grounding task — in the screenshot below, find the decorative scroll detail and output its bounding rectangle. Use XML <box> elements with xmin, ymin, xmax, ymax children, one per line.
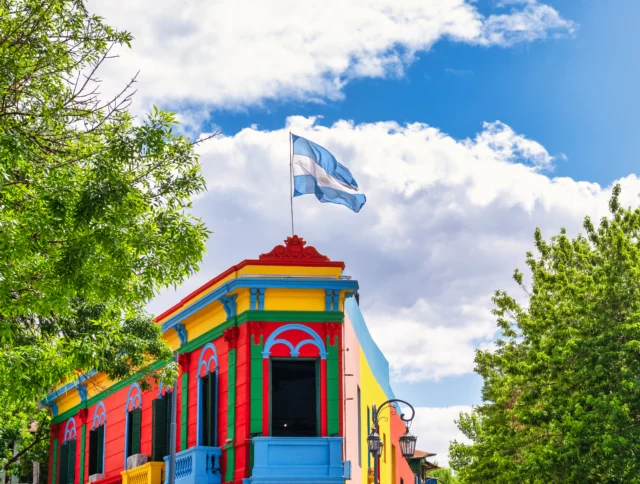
<box><xmin>220</xmin><ymin>294</ymin><xmax>238</xmax><ymax>318</ymax></box>
<box><xmin>178</xmin><ymin>352</ymin><xmax>191</xmax><ymax>373</ymax></box>
<box><xmin>259</xmin><ymin>235</ymin><xmax>330</xmax><ymax>262</ymax></box>
<box><xmin>248</xmin><ymin>321</ymin><xmax>264</xmax><ymax>334</ymax></box>
<box><xmin>175</xmin><ymin>323</ymin><xmax>188</xmax><ymax>346</ymax></box>
<box><xmin>325</xmin><ymin>322</ymin><xmax>342</xmax><ymax>337</ymax></box>
<box><xmin>77</xmin><ymin>383</ymin><xmax>88</xmax><ymax>402</ymax></box>
<box><xmin>223</xmin><ymin>326</ymin><xmax>240</xmax><ymax>350</ymax></box>
<box><xmin>78</xmin><ymin>408</ymin><xmax>89</xmax><ymax>425</ymax></box>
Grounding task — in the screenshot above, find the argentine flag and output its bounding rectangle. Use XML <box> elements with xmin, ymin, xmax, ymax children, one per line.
<box><xmin>291</xmin><ymin>134</ymin><xmax>367</xmax><ymax>213</ymax></box>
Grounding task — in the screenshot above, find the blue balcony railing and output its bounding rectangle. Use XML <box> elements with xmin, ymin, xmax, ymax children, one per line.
<box><xmin>250</xmin><ymin>437</ymin><xmax>345</xmax><ymax>484</ymax></box>
<box><xmin>163</xmin><ymin>446</ymin><xmax>222</xmax><ymax>484</ymax></box>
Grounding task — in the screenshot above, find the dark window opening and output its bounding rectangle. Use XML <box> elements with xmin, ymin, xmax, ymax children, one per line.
<box><xmin>201</xmin><ymin>372</ymin><xmax>217</xmax><ymax>446</ymax></box>
<box><xmin>127</xmin><ymin>407</ymin><xmax>141</xmax><ymax>457</ymax></box>
<box><xmin>58</xmin><ymin>440</ymin><xmax>76</xmax><ymax>484</ymax></box>
<box><xmin>88</xmin><ymin>425</ymin><xmax>104</xmax><ymax>475</ymax></box>
<box><xmin>152</xmin><ymin>392</ymin><xmax>172</xmax><ymax>461</ymax></box>
<box><xmin>271</xmin><ymin>359</ymin><xmax>318</xmax><ymax>437</ymax></box>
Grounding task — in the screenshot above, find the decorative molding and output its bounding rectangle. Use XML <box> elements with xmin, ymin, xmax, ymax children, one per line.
<box><xmin>263</xmin><ymin>324</ymin><xmax>327</xmax><ymax>359</ymax></box>
<box><xmin>92</xmin><ymin>401</ymin><xmax>107</xmax><ymax>430</ymax></box>
<box><xmin>259</xmin><ymin>235</ymin><xmax>331</xmax><ymax>262</ymax></box>
<box><xmin>223</xmin><ymin>326</ymin><xmax>240</xmax><ymax>350</ymax></box>
<box><xmin>197</xmin><ymin>342</ymin><xmax>218</xmax><ymax>378</ymax></box>
<box><xmin>325</xmin><ymin>290</ymin><xmax>333</xmax><ymax>311</ymax></box>
<box><xmin>250</xmin><ymin>289</ymin><xmax>258</xmax><ymax>310</ymax></box>
<box><xmin>178</xmin><ymin>352</ymin><xmax>191</xmax><ymax>373</ymax></box>
<box><xmin>125</xmin><ymin>382</ymin><xmax>142</xmax><ymax>412</ymax></box>
<box><xmin>78</xmin><ymin>408</ymin><xmax>89</xmax><ymax>425</ymax></box>
<box><xmin>50</xmin><ymin>402</ymin><xmax>58</xmax><ymax>418</ymax></box>
<box><xmin>63</xmin><ymin>417</ymin><xmax>77</xmax><ymax>443</ymax></box>
<box><xmin>220</xmin><ymin>293</ymin><xmax>238</xmax><ymax>318</ymax></box>
<box><xmin>161</xmin><ymin>277</ymin><xmax>357</xmax><ymax>333</ymax></box>
<box><xmin>325</xmin><ymin>322</ymin><xmax>341</xmax><ymax>337</ymax></box>
<box><xmin>258</xmin><ymin>289</ymin><xmax>265</xmax><ymax>311</ymax></box>
<box><xmin>174</xmin><ymin>323</ymin><xmax>188</xmax><ymax>346</ymax></box>
<box><xmin>77</xmin><ymin>383</ymin><xmax>88</xmax><ymax>402</ymax></box>
<box><xmin>248</xmin><ymin>321</ymin><xmax>264</xmax><ymax>334</ymax></box>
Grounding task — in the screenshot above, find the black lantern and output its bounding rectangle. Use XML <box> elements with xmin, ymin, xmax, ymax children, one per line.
<box><xmin>367</xmin><ymin>399</ymin><xmax>417</xmax><ymax>484</ymax></box>
<box><xmin>367</xmin><ymin>429</ymin><xmax>382</xmax><ymax>456</ymax></box>
<box><xmin>398</xmin><ymin>427</ymin><xmax>417</xmax><ymax>458</ymax></box>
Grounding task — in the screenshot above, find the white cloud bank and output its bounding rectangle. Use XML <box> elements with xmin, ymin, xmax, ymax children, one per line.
<box><xmin>146</xmin><ymin>116</ymin><xmax>640</xmax><ymax>385</ymax></box>
<box><xmin>413</xmin><ymin>406</ymin><xmax>473</xmax><ymax>467</ymax></box>
<box><xmin>89</xmin><ymin>0</ymin><xmax>574</xmax><ymax>110</ymax></box>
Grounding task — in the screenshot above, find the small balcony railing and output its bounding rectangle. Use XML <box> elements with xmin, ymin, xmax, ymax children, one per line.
<box><xmin>163</xmin><ymin>446</ymin><xmax>222</xmax><ymax>484</ymax></box>
<box><xmin>121</xmin><ymin>462</ymin><xmax>165</xmax><ymax>484</ymax></box>
<box><xmin>251</xmin><ymin>437</ymin><xmax>344</xmax><ymax>484</ymax></box>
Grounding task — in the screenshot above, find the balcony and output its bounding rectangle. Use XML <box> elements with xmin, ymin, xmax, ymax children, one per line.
<box><xmin>163</xmin><ymin>446</ymin><xmax>222</xmax><ymax>484</ymax></box>
<box><xmin>121</xmin><ymin>462</ymin><xmax>165</xmax><ymax>484</ymax></box>
<box><xmin>250</xmin><ymin>437</ymin><xmax>344</xmax><ymax>484</ymax></box>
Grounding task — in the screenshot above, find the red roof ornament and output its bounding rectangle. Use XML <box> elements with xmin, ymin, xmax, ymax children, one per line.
<box><xmin>259</xmin><ymin>235</ymin><xmax>331</xmax><ymax>262</ymax></box>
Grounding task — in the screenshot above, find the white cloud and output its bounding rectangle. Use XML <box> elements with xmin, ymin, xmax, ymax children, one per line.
<box><xmin>413</xmin><ymin>406</ymin><xmax>473</xmax><ymax>468</ymax></box>
<box><xmin>89</xmin><ymin>0</ymin><xmax>574</xmax><ymax>111</ymax></box>
<box><xmin>146</xmin><ymin>116</ymin><xmax>640</xmax><ymax>384</ymax></box>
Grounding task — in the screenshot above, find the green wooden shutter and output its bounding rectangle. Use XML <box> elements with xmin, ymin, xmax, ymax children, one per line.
<box><xmin>89</xmin><ymin>429</ymin><xmax>98</xmax><ymax>475</ymax></box>
<box><xmin>131</xmin><ymin>407</ymin><xmax>142</xmax><ymax>455</ymax></box>
<box><xmin>152</xmin><ymin>397</ymin><xmax>167</xmax><ymax>461</ymax></box>
<box><xmin>96</xmin><ymin>425</ymin><xmax>104</xmax><ymax>474</ymax></box>
<box><xmin>67</xmin><ymin>440</ymin><xmax>76</xmax><ymax>484</ymax></box>
<box><xmin>59</xmin><ymin>443</ymin><xmax>69</xmax><ymax>484</ymax></box>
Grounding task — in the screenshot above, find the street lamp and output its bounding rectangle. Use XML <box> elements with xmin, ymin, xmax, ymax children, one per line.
<box><xmin>368</xmin><ymin>399</ymin><xmax>417</xmax><ymax>484</ymax></box>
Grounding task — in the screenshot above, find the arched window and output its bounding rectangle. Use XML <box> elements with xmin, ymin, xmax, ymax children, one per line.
<box><xmin>59</xmin><ymin>417</ymin><xmax>77</xmax><ymax>484</ymax></box>
<box><xmin>124</xmin><ymin>383</ymin><xmax>142</xmax><ymax>465</ymax></box>
<box><xmin>197</xmin><ymin>343</ymin><xmax>218</xmax><ymax>446</ymax></box>
<box><xmin>89</xmin><ymin>401</ymin><xmax>106</xmax><ymax>476</ymax></box>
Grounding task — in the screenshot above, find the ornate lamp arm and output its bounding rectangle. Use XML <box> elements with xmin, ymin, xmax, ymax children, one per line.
<box><xmin>371</xmin><ymin>398</ymin><xmax>416</xmax><ymax>428</ymax></box>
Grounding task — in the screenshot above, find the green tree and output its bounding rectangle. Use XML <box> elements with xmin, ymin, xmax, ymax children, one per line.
<box><xmin>0</xmin><ymin>389</ymin><xmax>49</xmax><ymax>478</ymax></box>
<box><xmin>0</xmin><ymin>0</ymin><xmax>210</xmax><ymax>469</ymax></box>
<box><xmin>450</xmin><ymin>185</ymin><xmax>640</xmax><ymax>483</ymax></box>
<box><xmin>426</xmin><ymin>467</ymin><xmax>459</xmax><ymax>484</ymax></box>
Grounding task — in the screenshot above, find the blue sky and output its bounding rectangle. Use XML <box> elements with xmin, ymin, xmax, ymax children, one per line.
<box><xmin>201</xmin><ymin>0</ymin><xmax>639</xmax><ymax>187</ymax></box>
<box><xmin>93</xmin><ymin>0</ymin><xmax>640</xmax><ymax>463</ymax></box>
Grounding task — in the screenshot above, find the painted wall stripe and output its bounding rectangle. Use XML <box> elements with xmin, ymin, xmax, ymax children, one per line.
<box><xmin>181</xmin><ymin>372</ymin><xmax>188</xmax><ymax>450</ymax></box>
<box><xmin>79</xmin><ymin>423</ymin><xmax>86</xmax><ymax>483</ymax></box>
<box><xmin>250</xmin><ymin>336</ymin><xmax>263</xmax><ymax>435</ymax></box>
<box><xmin>327</xmin><ymin>335</ymin><xmax>340</xmax><ymax>436</ymax></box>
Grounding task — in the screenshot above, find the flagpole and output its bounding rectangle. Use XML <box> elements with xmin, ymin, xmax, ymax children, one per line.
<box><xmin>289</xmin><ymin>131</ymin><xmax>295</xmax><ymax>236</ymax></box>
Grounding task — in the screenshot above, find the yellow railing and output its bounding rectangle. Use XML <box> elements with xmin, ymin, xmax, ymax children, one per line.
<box><xmin>121</xmin><ymin>462</ymin><xmax>165</xmax><ymax>484</ymax></box>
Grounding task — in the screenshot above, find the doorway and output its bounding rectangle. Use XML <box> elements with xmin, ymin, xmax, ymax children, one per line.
<box><xmin>271</xmin><ymin>359</ymin><xmax>318</xmax><ymax>437</ymax></box>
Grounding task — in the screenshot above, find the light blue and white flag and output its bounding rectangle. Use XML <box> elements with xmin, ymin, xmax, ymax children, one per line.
<box><xmin>291</xmin><ymin>134</ymin><xmax>366</xmax><ymax>213</ymax></box>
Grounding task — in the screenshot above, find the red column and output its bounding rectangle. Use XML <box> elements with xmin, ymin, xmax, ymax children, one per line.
<box><xmin>320</xmin><ymin>358</ymin><xmax>328</xmax><ymax>436</ymax></box>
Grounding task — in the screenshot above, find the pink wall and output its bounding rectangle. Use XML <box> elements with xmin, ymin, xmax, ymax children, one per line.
<box><xmin>343</xmin><ymin>312</ymin><xmax>363</xmax><ymax>482</ymax></box>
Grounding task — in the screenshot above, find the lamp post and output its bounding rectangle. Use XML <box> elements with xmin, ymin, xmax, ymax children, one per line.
<box><xmin>367</xmin><ymin>399</ymin><xmax>417</xmax><ymax>484</ymax></box>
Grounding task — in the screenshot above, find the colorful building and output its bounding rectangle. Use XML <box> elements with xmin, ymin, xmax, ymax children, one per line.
<box><xmin>44</xmin><ymin>236</ymin><xmax>419</xmax><ymax>484</ymax></box>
